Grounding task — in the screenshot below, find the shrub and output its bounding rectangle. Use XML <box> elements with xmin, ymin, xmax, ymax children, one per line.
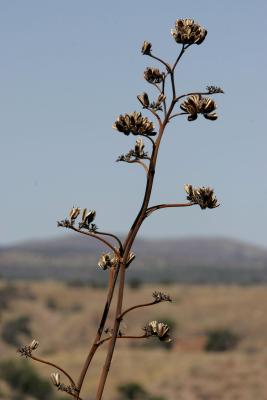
<box><xmin>205</xmin><ymin>329</ymin><xmax>240</xmax><ymax>352</ymax></box>
<box><xmin>2</xmin><ymin>315</ymin><xmax>31</xmax><ymax>346</ymax></box>
<box><xmin>0</xmin><ymin>359</ymin><xmax>53</xmax><ymax>400</ymax></box>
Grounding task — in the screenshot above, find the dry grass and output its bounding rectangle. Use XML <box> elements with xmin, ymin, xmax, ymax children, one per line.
<box><xmin>1</xmin><ymin>281</ymin><xmax>267</xmax><ymax>399</ymax></box>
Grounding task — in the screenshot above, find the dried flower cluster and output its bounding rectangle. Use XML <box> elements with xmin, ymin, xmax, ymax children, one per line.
<box><xmin>144</xmin><ymin>321</ymin><xmax>172</xmax><ymax>342</ymax></box>
<box><xmin>98</xmin><ymin>253</ymin><xmax>118</xmax><ymax>270</ymax></box>
<box><xmin>57</xmin><ymin>207</ymin><xmax>97</xmax><ymax>231</ymax></box>
<box><xmin>144</xmin><ymin>67</ymin><xmax>164</xmax><ymax>84</ymax></box>
<box><xmin>51</xmin><ymin>373</ymin><xmax>78</xmax><ymax>395</ymax></box>
<box><xmin>180</xmin><ymin>94</ymin><xmax>217</xmax><ymax>121</ymax></box>
<box><xmin>17</xmin><ymin>340</ymin><xmax>39</xmax><ymax>358</ymax></box>
<box><xmin>117</xmin><ymin>138</ymin><xmax>148</xmax><ymax>162</ymax></box>
<box><xmin>171</xmin><ymin>19</ymin><xmax>207</xmax><ymax>45</ymax></box>
<box><xmin>152</xmin><ymin>291</ymin><xmax>172</xmax><ymax>303</ymax></box>
<box><xmin>113</xmin><ymin>112</ymin><xmax>155</xmax><ymax>136</ymax></box>
<box><xmin>206</xmin><ymin>85</ymin><xmax>224</xmax><ymax>94</ymax></box>
<box><xmin>184</xmin><ymin>184</ymin><xmax>219</xmax><ymax>209</ymax></box>
<box><xmin>141</xmin><ymin>41</ymin><xmax>152</xmax><ymax>55</ymax></box>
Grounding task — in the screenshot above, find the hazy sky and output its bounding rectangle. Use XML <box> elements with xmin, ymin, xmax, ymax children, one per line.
<box><xmin>1</xmin><ymin>0</ymin><xmax>267</xmax><ymax>247</ymax></box>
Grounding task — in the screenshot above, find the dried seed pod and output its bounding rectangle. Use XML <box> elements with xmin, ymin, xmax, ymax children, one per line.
<box><xmin>113</xmin><ymin>112</ymin><xmax>155</xmax><ymax>136</ymax></box>
<box><xmin>51</xmin><ymin>373</ymin><xmax>60</xmax><ymax>387</ymax></box>
<box><xmin>137</xmin><ymin>92</ymin><xmax>150</xmax><ymax>108</ymax></box>
<box><xmin>141</xmin><ymin>41</ymin><xmax>152</xmax><ymax>55</ymax></box>
<box><xmin>69</xmin><ymin>207</ymin><xmax>81</xmax><ymax>220</ymax></box>
<box><xmin>29</xmin><ymin>339</ymin><xmax>39</xmax><ymax>350</ymax></box>
<box><xmin>134</xmin><ymin>139</ymin><xmax>145</xmax><ymax>157</ymax></box>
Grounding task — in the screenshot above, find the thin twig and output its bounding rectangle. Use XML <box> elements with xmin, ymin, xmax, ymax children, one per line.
<box><xmin>30</xmin><ymin>355</ymin><xmax>76</xmax><ymax>388</ymax></box>
<box><xmin>119</xmin><ymin>300</ymin><xmax>157</xmax><ymax>320</ymax></box>
<box><xmin>146</xmin><ymin>202</ymin><xmax>195</xmax><ymax>216</ymax></box>
<box><xmin>148</xmin><ymin>53</ymin><xmax>171</xmax><ymax>73</ymax></box>
<box><xmin>69</xmin><ymin>226</ymin><xmax>119</xmax><ymax>256</ymax></box>
<box><xmin>98</xmin><ymin>334</ymin><xmax>147</xmax><ymax>346</ymax></box>
<box><xmin>96</xmin><ymin>231</ymin><xmax>123</xmax><ymax>254</ymax></box>
<box><xmin>125</xmin><ymin>159</ymin><xmax>149</xmax><ymax>174</ymax></box>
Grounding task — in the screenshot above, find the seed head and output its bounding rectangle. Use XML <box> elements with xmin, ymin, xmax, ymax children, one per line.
<box><xmin>69</xmin><ymin>207</ymin><xmax>80</xmax><ymax>221</ymax></box>
<box><xmin>141</xmin><ymin>41</ymin><xmax>152</xmax><ymax>55</ymax></box>
<box><xmin>184</xmin><ymin>184</ymin><xmax>219</xmax><ymax>209</ymax></box>
<box><xmin>137</xmin><ymin>92</ymin><xmax>150</xmax><ymax>108</ymax></box>
<box><xmin>134</xmin><ymin>139</ymin><xmax>145</xmax><ymax>158</ymax></box>
<box><xmin>29</xmin><ymin>339</ymin><xmax>39</xmax><ymax>350</ymax></box>
<box><xmin>152</xmin><ymin>291</ymin><xmax>172</xmax><ymax>303</ymax></box>
<box><xmin>144</xmin><ymin>67</ymin><xmax>164</xmax><ymax>84</ymax></box>
<box><xmin>171</xmin><ymin>19</ymin><xmax>207</xmax><ymax>45</ymax></box>
<box><xmin>113</xmin><ymin>112</ymin><xmax>155</xmax><ymax>136</ymax></box>
<box><xmin>98</xmin><ymin>252</ymin><xmax>118</xmax><ymax>270</ymax></box>
<box><xmin>144</xmin><ymin>320</ymin><xmax>172</xmax><ymax>342</ymax></box>
<box><xmin>180</xmin><ymin>94</ymin><xmax>217</xmax><ymax>121</ymax></box>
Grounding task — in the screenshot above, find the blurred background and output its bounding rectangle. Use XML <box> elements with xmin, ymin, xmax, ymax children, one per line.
<box><xmin>1</xmin><ymin>1</ymin><xmax>267</xmax><ymax>399</ymax></box>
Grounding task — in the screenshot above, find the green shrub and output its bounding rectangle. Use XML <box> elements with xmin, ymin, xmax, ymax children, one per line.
<box><xmin>0</xmin><ymin>359</ymin><xmax>53</xmax><ymax>400</ymax></box>
<box><xmin>205</xmin><ymin>329</ymin><xmax>240</xmax><ymax>352</ymax></box>
<box><xmin>118</xmin><ymin>382</ymin><xmax>148</xmax><ymax>400</ymax></box>
<box><xmin>2</xmin><ymin>315</ymin><xmax>31</xmax><ymax>346</ymax></box>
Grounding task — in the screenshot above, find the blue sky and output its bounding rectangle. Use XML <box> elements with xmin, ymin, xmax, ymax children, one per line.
<box><xmin>1</xmin><ymin>0</ymin><xmax>267</xmax><ymax>247</ymax></box>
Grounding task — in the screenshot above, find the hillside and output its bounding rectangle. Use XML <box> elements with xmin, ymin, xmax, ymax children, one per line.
<box><xmin>1</xmin><ymin>236</ymin><xmax>267</xmax><ymax>283</ymax></box>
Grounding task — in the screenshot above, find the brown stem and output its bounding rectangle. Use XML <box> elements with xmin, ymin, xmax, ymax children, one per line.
<box><xmin>148</xmin><ymin>53</ymin><xmax>171</xmax><ymax>73</ymax></box>
<box><xmin>76</xmin><ymin>263</ymin><xmax>121</xmax><ymax>399</ymax></box>
<box><xmin>146</xmin><ymin>202</ymin><xmax>195</xmax><ymax>216</ymax></box>
<box><xmin>98</xmin><ymin>334</ymin><xmax>147</xmax><ymax>346</ymax></box>
<box><xmin>119</xmin><ymin>300</ymin><xmax>157</xmax><ymax>319</ymax></box>
<box><xmin>126</xmin><ymin>159</ymin><xmax>149</xmax><ymax>174</ymax></box>
<box><xmin>69</xmin><ymin>226</ymin><xmax>119</xmax><ymax>256</ymax></box>
<box><xmin>96</xmin><ymin>231</ymin><xmax>123</xmax><ymax>254</ymax></box>
<box><xmin>30</xmin><ymin>355</ymin><xmax>76</xmax><ymax>388</ymax></box>
<box><xmin>175</xmin><ymin>90</ymin><xmax>222</xmax><ymax>103</ymax></box>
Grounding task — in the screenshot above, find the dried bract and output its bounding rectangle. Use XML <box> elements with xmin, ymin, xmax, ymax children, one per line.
<box><xmin>137</xmin><ymin>92</ymin><xmax>150</xmax><ymax>108</ymax></box>
<box><xmin>135</xmin><ymin>138</ymin><xmax>145</xmax><ymax>158</ymax></box>
<box><xmin>171</xmin><ymin>19</ymin><xmax>207</xmax><ymax>45</ymax></box>
<box><xmin>144</xmin><ymin>67</ymin><xmax>164</xmax><ymax>84</ymax></box>
<box><xmin>206</xmin><ymin>85</ymin><xmax>224</xmax><ymax>94</ymax></box>
<box><xmin>141</xmin><ymin>41</ymin><xmax>152</xmax><ymax>55</ymax></box>
<box><xmin>51</xmin><ymin>372</ymin><xmax>60</xmax><ymax>387</ymax></box>
<box><xmin>152</xmin><ymin>291</ymin><xmax>172</xmax><ymax>303</ymax></box>
<box><xmin>69</xmin><ymin>207</ymin><xmax>80</xmax><ymax>221</ymax></box>
<box><xmin>98</xmin><ymin>252</ymin><xmax>118</xmax><ymax>270</ymax></box>
<box><xmin>184</xmin><ymin>184</ymin><xmax>219</xmax><ymax>209</ymax></box>
<box><xmin>180</xmin><ymin>94</ymin><xmax>217</xmax><ymax>121</ymax></box>
<box><xmin>29</xmin><ymin>339</ymin><xmax>39</xmax><ymax>350</ymax></box>
<box><xmin>113</xmin><ymin>112</ymin><xmax>155</xmax><ymax>136</ymax></box>
<box><xmin>144</xmin><ymin>320</ymin><xmax>172</xmax><ymax>342</ymax></box>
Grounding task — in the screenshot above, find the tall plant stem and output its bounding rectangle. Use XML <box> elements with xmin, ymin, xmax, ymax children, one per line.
<box><xmin>95</xmin><ymin>97</ymin><xmax>177</xmax><ymax>399</ymax></box>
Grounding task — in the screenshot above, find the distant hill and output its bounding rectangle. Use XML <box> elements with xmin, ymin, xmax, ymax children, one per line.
<box><xmin>1</xmin><ymin>235</ymin><xmax>267</xmax><ymax>283</ymax></box>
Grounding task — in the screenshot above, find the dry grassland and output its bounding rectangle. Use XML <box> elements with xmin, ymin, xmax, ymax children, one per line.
<box><xmin>1</xmin><ymin>281</ymin><xmax>267</xmax><ymax>399</ymax></box>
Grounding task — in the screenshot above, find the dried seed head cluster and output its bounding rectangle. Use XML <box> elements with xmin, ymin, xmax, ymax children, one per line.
<box><xmin>17</xmin><ymin>339</ymin><xmax>39</xmax><ymax>358</ymax></box>
<box><xmin>180</xmin><ymin>94</ymin><xmax>217</xmax><ymax>121</ymax></box>
<box><xmin>51</xmin><ymin>373</ymin><xmax>78</xmax><ymax>395</ymax></box>
<box><xmin>171</xmin><ymin>19</ymin><xmax>207</xmax><ymax>45</ymax></box>
<box><xmin>184</xmin><ymin>184</ymin><xmax>219</xmax><ymax>209</ymax></box>
<box><xmin>98</xmin><ymin>252</ymin><xmax>118</xmax><ymax>270</ymax></box>
<box><xmin>144</xmin><ymin>321</ymin><xmax>172</xmax><ymax>342</ymax></box>
<box><xmin>144</xmin><ymin>67</ymin><xmax>164</xmax><ymax>84</ymax></box>
<box><xmin>137</xmin><ymin>92</ymin><xmax>166</xmax><ymax>112</ymax></box>
<box><xmin>113</xmin><ymin>112</ymin><xmax>155</xmax><ymax>136</ymax></box>
<box><xmin>117</xmin><ymin>139</ymin><xmax>148</xmax><ymax>163</ymax></box>
<box><xmin>206</xmin><ymin>85</ymin><xmax>224</xmax><ymax>94</ymax></box>
<box><xmin>57</xmin><ymin>208</ymin><xmax>97</xmax><ymax>231</ymax></box>
<box><xmin>141</xmin><ymin>41</ymin><xmax>152</xmax><ymax>55</ymax></box>
<box><xmin>152</xmin><ymin>291</ymin><xmax>172</xmax><ymax>303</ymax></box>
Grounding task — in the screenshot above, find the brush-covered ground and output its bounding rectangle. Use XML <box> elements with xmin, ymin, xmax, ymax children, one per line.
<box><xmin>1</xmin><ymin>280</ymin><xmax>267</xmax><ymax>400</ymax></box>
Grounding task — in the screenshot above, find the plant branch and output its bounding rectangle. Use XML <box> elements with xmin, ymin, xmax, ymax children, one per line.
<box><xmin>119</xmin><ymin>300</ymin><xmax>157</xmax><ymax>320</ymax></box>
<box><xmin>148</xmin><ymin>53</ymin><xmax>171</xmax><ymax>73</ymax></box>
<box><xmin>125</xmin><ymin>159</ymin><xmax>149</xmax><ymax>174</ymax></box>
<box><xmin>146</xmin><ymin>202</ymin><xmax>194</xmax><ymax>216</ymax></box>
<box><xmin>97</xmin><ymin>334</ymin><xmax>147</xmax><ymax>346</ymax></box>
<box><xmin>69</xmin><ymin>226</ymin><xmax>119</xmax><ymax>256</ymax></box>
<box><xmin>96</xmin><ymin>231</ymin><xmax>123</xmax><ymax>254</ymax></box>
<box><xmin>29</xmin><ymin>355</ymin><xmax>76</xmax><ymax>388</ymax></box>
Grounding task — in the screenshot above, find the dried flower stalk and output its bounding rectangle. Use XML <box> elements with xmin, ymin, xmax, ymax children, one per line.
<box><xmin>19</xmin><ymin>18</ymin><xmax>223</xmax><ymax>400</ymax></box>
